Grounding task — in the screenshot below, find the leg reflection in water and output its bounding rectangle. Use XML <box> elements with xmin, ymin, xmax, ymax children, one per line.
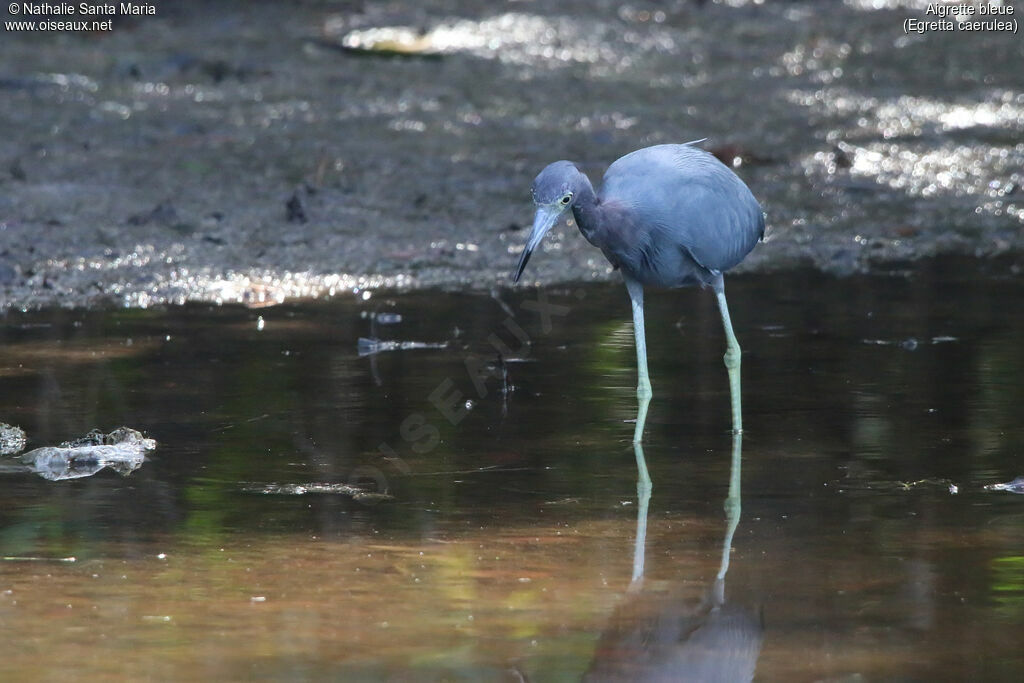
<box><xmin>584</xmin><ymin>432</ymin><xmax>762</xmax><ymax>682</ymax></box>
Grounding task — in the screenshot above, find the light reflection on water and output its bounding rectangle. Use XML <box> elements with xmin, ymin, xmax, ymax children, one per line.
<box><xmin>0</xmin><ymin>259</ymin><xmax>1023</xmax><ymax>680</ymax></box>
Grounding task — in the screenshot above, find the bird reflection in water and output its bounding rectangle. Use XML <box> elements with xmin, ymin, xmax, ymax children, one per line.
<box><xmin>583</xmin><ymin>433</ymin><xmax>762</xmax><ymax>682</ymax></box>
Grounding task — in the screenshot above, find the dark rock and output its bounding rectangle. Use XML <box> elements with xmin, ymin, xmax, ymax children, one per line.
<box><xmin>286</xmin><ymin>192</ymin><xmax>308</xmax><ymax>224</ymax></box>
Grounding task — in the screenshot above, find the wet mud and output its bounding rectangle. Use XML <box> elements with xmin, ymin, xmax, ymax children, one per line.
<box><xmin>1</xmin><ymin>0</ymin><xmax>1022</xmax><ymax>311</ymax></box>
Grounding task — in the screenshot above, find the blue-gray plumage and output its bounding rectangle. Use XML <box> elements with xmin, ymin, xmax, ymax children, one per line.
<box><xmin>513</xmin><ymin>143</ymin><xmax>764</xmax><ymax>441</ymax></box>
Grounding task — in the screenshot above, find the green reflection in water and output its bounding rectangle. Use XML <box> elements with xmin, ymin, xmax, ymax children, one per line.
<box><xmin>0</xmin><ymin>259</ymin><xmax>1022</xmax><ymax>679</ymax></box>
<box><xmin>991</xmin><ymin>556</ymin><xmax>1024</xmax><ymax>615</ymax></box>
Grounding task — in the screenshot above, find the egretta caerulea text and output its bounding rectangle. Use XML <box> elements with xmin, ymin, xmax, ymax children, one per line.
<box><xmin>513</xmin><ymin>142</ymin><xmax>764</xmax><ymax>442</ymax></box>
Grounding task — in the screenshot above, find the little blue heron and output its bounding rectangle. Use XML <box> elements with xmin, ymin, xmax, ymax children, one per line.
<box><xmin>513</xmin><ymin>142</ymin><xmax>764</xmax><ymax>442</ymax></box>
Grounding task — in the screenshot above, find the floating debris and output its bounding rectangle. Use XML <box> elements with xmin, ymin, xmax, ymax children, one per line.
<box><xmin>0</xmin><ymin>423</ymin><xmax>26</xmax><ymax>455</ymax></box>
<box><xmin>836</xmin><ymin>477</ymin><xmax>959</xmax><ymax>494</ymax></box>
<box><xmin>895</xmin><ymin>478</ymin><xmax>956</xmax><ymax>491</ymax></box>
<box><xmin>16</xmin><ymin>427</ymin><xmax>155</xmax><ymax>481</ymax></box>
<box><xmin>2</xmin><ymin>556</ymin><xmax>76</xmax><ymax>563</ymax></box>
<box><xmin>360</xmin><ymin>311</ymin><xmax>403</xmax><ymax>324</ymax></box>
<box><xmin>357</xmin><ymin>337</ymin><xmax>448</xmax><ymax>357</ymax></box>
<box><xmin>984</xmin><ymin>477</ymin><xmax>1024</xmax><ymax>494</ymax></box>
<box><xmin>862</xmin><ymin>336</ymin><xmax>958</xmax><ymax>348</ymax></box>
<box><xmin>60</xmin><ymin>427</ymin><xmax>155</xmax><ymax>451</ymax></box>
<box><xmin>245</xmin><ymin>482</ymin><xmax>393</xmax><ymax>503</ymax></box>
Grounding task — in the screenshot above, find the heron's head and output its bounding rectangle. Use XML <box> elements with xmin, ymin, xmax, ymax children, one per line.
<box><xmin>513</xmin><ymin>161</ymin><xmax>584</xmax><ymax>283</ymax></box>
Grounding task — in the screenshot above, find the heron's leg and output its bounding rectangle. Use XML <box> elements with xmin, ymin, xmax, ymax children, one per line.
<box><xmin>625</xmin><ymin>278</ymin><xmax>651</xmax><ymax>443</ymax></box>
<box><xmin>713</xmin><ymin>278</ymin><xmax>743</xmax><ymax>434</ymax></box>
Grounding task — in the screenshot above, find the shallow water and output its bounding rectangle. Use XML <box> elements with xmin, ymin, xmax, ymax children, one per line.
<box><xmin>0</xmin><ymin>258</ymin><xmax>1022</xmax><ymax>681</ymax></box>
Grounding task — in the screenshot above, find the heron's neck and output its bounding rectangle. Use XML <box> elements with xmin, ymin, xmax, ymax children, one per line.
<box><xmin>569</xmin><ymin>176</ymin><xmax>600</xmax><ymax>239</ymax></box>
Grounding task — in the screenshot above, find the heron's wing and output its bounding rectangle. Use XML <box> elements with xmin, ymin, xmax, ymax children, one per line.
<box><xmin>602</xmin><ymin>145</ymin><xmax>763</xmax><ymax>273</ymax></box>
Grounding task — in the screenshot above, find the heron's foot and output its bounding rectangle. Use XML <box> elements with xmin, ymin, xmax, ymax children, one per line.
<box><xmin>723</xmin><ymin>347</ymin><xmax>741</xmax><ymax>371</ymax></box>
<box><xmin>637</xmin><ymin>383</ymin><xmax>653</xmax><ymax>401</ymax></box>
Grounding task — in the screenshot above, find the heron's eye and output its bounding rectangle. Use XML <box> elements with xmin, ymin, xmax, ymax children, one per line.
<box><xmin>560</xmin><ymin>193</ymin><xmax>573</xmax><ymax>205</ymax></box>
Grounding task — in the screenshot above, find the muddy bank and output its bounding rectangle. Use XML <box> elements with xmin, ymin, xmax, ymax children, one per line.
<box><xmin>1</xmin><ymin>0</ymin><xmax>1021</xmax><ymax>311</ymax></box>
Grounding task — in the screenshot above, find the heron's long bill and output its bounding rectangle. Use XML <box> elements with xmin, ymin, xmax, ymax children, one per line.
<box><xmin>513</xmin><ymin>206</ymin><xmax>563</xmax><ymax>283</ymax></box>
